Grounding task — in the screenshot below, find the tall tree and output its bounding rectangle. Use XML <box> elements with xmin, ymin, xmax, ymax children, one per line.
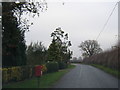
<box><xmin>79</xmin><ymin>40</ymin><xmax>102</xmax><ymax>58</ymax></box>
<box><xmin>2</xmin><ymin>3</ymin><xmax>26</xmax><ymax>66</ymax></box>
<box><xmin>2</xmin><ymin>1</ymin><xmax>47</xmax><ymax>67</ymax></box>
<box><xmin>26</xmin><ymin>42</ymin><xmax>47</xmax><ymax>65</ymax></box>
<box><xmin>47</xmin><ymin>39</ymin><xmax>61</xmax><ymax>62</ymax></box>
<box><xmin>47</xmin><ymin>27</ymin><xmax>72</xmax><ymax>63</ymax></box>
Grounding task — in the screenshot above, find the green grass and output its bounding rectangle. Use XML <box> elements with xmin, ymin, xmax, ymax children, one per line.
<box><xmin>67</xmin><ymin>64</ymin><xmax>76</xmax><ymax>69</ymax></box>
<box><xmin>3</xmin><ymin>64</ymin><xmax>76</xmax><ymax>88</ymax></box>
<box><xmin>91</xmin><ymin>64</ymin><xmax>120</xmax><ymax>78</ymax></box>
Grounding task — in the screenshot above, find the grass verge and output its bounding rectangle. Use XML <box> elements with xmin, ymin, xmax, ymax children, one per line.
<box><xmin>91</xmin><ymin>64</ymin><xmax>120</xmax><ymax>78</ymax></box>
<box><xmin>3</xmin><ymin>64</ymin><xmax>76</xmax><ymax>88</ymax></box>
<box><xmin>67</xmin><ymin>64</ymin><xmax>76</xmax><ymax>69</ymax></box>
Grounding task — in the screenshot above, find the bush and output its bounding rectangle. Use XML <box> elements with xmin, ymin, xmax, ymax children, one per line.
<box><xmin>41</xmin><ymin>65</ymin><xmax>47</xmax><ymax>74</ymax></box>
<box><xmin>46</xmin><ymin>61</ymin><xmax>59</xmax><ymax>73</ymax></box>
<box><xmin>11</xmin><ymin>67</ymin><xmax>22</xmax><ymax>81</ymax></box>
<box><xmin>2</xmin><ymin>68</ymin><xmax>8</xmax><ymax>83</ymax></box>
<box><xmin>2</xmin><ymin>64</ymin><xmax>48</xmax><ymax>84</ymax></box>
<box><xmin>58</xmin><ymin>61</ymin><xmax>68</xmax><ymax>69</ymax></box>
<box><xmin>2</xmin><ymin>65</ymin><xmax>35</xmax><ymax>84</ymax></box>
<box><xmin>20</xmin><ymin>66</ymin><xmax>34</xmax><ymax>80</ymax></box>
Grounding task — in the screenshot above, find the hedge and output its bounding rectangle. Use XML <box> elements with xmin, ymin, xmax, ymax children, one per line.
<box><xmin>58</xmin><ymin>61</ymin><xmax>68</xmax><ymax>69</ymax></box>
<box><xmin>2</xmin><ymin>65</ymin><xmax>47</xmax><ymax>84</ymax></box>
<box><xmin>46</xmin><ymin>61</ymin><xmax>59</xmax><ymax>73</ymax></box>
<box><xmin>83</xmin><ymin>48</ymin><xmax>119</xmax><ymax>70</ymax></box>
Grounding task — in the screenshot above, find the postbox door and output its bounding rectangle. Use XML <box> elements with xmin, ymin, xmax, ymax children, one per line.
<box><xmin>35</xmin><ymin>65</ymin><xmax>42</xmax><ymax>77</ymax></box>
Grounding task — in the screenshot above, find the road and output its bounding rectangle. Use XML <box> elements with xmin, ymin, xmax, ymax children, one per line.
<box><xmin>53</xmin><ymin>64</ymin><xmax>119</xmax><ymax>88</ymax></box>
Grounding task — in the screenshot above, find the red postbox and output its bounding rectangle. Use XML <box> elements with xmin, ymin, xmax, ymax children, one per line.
<box><xmin>35</xmin><ymin>65</ymin><xmax>43</xmax><ymax>77</ymax></box>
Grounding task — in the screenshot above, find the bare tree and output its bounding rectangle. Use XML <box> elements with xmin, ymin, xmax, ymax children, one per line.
<box><xmin>79</xmin><ymin>40</ymin><xmax>102</xmax><ymax>58</ymax></box>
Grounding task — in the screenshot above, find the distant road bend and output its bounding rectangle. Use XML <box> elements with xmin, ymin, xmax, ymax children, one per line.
<box><xmin>53</xmin><ymin>64</ymin><xmax>118</xmax><ymax>88</ymax></box>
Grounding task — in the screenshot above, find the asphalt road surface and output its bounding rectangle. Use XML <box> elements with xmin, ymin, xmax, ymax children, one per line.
<box><xmin>53</xmin><ymin>64</ymin><xmax>118</xmax><ymax>88</ymax></box>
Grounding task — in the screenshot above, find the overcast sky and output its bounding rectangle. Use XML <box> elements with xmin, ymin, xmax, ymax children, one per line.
<box><xmin>25</xmin><ymin>0</ymin><xmax>118</xmax><ymax>58</ymax></box>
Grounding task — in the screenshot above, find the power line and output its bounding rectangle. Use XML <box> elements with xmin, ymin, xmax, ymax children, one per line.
<box><xmin>96</xmin><ymin>1</ymin><xmax>118</xmax><ymax>40</ymax></box>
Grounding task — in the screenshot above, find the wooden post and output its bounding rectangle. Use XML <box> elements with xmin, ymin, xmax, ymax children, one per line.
<box><xmin>37</xmin><ymin>76</ymin><xmax>40</xmax><ymax>88</ymax></box>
